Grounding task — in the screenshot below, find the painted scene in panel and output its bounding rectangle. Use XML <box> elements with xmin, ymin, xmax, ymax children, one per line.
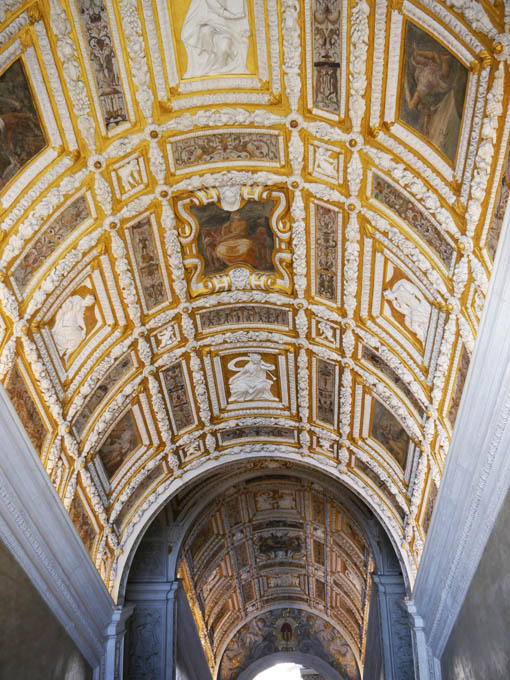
<box><xmin>129</xmin><ymin>218</ymin><xmax>167</xmax><ymax>309</ymax></box>
<box><xmin>5</xmin><ymin>364</ymin><xmax>46</xmax><ymax>455</ymax></box>
<box><xmin>171</xmin><ymin>132</ymin><xmax>279</xmax><ymax>170</ymax></box>
<box><xmin>448</xmin><ymin>346</ymin><xmax>470</xmax><ymax>428</ymax></box>
<box><xmin>488</xmin><ymin>146</ymin><xmax>510</xmax><ymax>261</ymax></box>
<box><xmin>97</xmin><ymin>411</ymin><xmax>140</xmax><ymax>479</ymax></box>
<box><xmin>371</xmin><ymin>399</ymin><xmax>410</xmax><ymax>470</ymax></box>
<box><xmin>77</xmin><ymin>0</ymin><xmax>128</xmax><ymax>128</ymax></box>
<box><xmin>12</xmin><ymin>196</ymin><xmax>90</xmax><ymax>291</ymax></box>
<box><xmin>191</xmin><ymin>200</ymin><xmax>275</xmax><ymax>275</ymax></box>
<box><xmin>0</xmin><ymin>59</ymin><xmax>46</xmax><ymax>190</ymax></box>
<box><xmin>69</xmin><ymin>495</ymin><xmax>96</xmax><ymax>554</ymax></box>
<box><xmin>373</xmin><ymin>175</ymin><xmax>454</xmax><ymax>268</ymax></box>
<box><xmin>400</xmin><ymin>22</ymin><xmax>468</xmax><ymax>164</ymax></box>
<box><xmin>313</xmin><ymin>0</ymin><xmax>341</xmax><ymax>113</ymax></box>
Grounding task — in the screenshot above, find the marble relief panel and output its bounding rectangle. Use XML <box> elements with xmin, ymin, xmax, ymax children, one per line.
<box><xmin>448</xmin><ymin>346</ymin><xmax>470</xmax><ymax>428</ymax></box>
<box><xmin>73</xmin><ymin>355</ymin><xmax>132</xmax><ymax>435</ymax></box>
<box><xmin>162</xmin><ymin>362</ymin><xmax>194</xmax><ymax>433</ymax></box>
<box><xmin>373</xmin><ymin>174</ymin><xmax>454</xmax><ymax>268</ymax></box>
<box><xmin>371</xmin><ymin>399</ymin><xmax>410</xmax><ymax>471</ymax></box>
<box><xmin>5</xmin><ymin>364</ymin><xmax>47</xmax><ymax>455</ymax></box>
<box><xmin>128</xmin><ymin>217</ymin><xmax>167</xmax><ymax>310</ymax></box>
<box><xmin>312</xmin><ymin>0</ymin><xmax>341</xmax><ymax>114</ymax></box>
<box><xmin>314</xmin><ymin>203</ymin><xmax>339</xmax><ymax>302</ymax></box>
<box><xmin>400</xmin><ymin>22</ymin><xmax>468</xmax><ymax>164</ymax></box>
<box><xmin>12</xmin><ymin>196</ymin><xmax>90</xmax><ymax>292</ymax></box>
<box><xmin>169</xmin><ymin>131</ymin><xmax>281</xmax><ymax>171</ymax></box>
<box><xmin>97</xmin><ymin>410</ymin><xmax>140</xmax><ymax>479</ymax></box>
<box><xmin>76</xmin><ymin>0</ymin><xmax>128</xmax><ymax>128</ymax></box>
<box><xmin>0</xmin><ymin>59</ymin><xmax>46</xmax><ymax>191</ymax></box>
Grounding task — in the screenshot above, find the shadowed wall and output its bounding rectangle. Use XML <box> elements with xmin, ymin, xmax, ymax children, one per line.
<box><xmin>0</xmin><ymin>538</ymin><xmax>92</xmax><ymax>680</ymax></box>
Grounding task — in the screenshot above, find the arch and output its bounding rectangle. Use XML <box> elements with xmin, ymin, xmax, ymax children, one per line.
<box><xmin>237</xmin><ymin>652</ymin><xmax>345</xmax><ymax>680</ymax></box>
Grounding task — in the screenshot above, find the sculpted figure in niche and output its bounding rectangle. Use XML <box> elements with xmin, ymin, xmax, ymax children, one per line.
<box><xmin>385</xmin><ymin>280</ymin><xmax>430</xmax><ymax>343</ymax></box>
<box><xmin>227</xmin><ymin>352</ymin><xmax>276</xmax><ymax>402</ymax></box>
<box><xmin>181</xmin><ymin>0</ymin><xmax>251</xmax><ymax>78</ymax></box>
<box><xmin>52</xmin><ymin>294</ymin><xmax>95</xmax><ymax>359</ymax></box>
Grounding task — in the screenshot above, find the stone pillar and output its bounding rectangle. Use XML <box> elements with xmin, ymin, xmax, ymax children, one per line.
<box><xmin>103</xmin><ymin>604</ymin><xmax>135</xmax><ymax>680</ymax></box>
<box><xmin>372</xmin><ymin>574</ymin><xmax>414</xmax><ymax>679</ymax></box>
<box><xmin>125</xmin><ymin>580</ymin><xmax>180</xmax><ymax>680</ymax></box>
<box><xmin>406</xmin><ymin>600</ymin><xmax>442</xmax><ymax>680</ymax></box>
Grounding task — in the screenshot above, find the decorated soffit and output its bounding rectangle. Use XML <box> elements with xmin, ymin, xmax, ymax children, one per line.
<box><xmin>0</xmin><ymin>0</ymin><xmax>508</xmax><ymax>605</ymax></box>
<box><xmin>177</xmin><ymin>474</ymin><xmax>371</xmax><ymax>679</ymax></box>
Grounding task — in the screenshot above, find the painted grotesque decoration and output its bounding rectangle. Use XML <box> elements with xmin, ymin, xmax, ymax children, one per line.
<box><xmin>12</xmin><ymin>196</ymin><xmax>90</xmax><ymax>292</ymax></box>
<box><xmin>192</xmin><ymin>200</ymin><xmax>274</xmax><ymax>275</ymax></box>
<box><xmin>316</xmin><ymin>359</ymin><xmax>336</xmax><ymax>426</ymax></box>
<box><xmin>0</xmin><ymin>59</ymin><xmax>46</xmax><ymax>190</ymax></box>
<box><xmin>400</xmin><ymin>22</ymin><xmax>468</xmax><ymax>163</ymax></box>
<box><xmin>77</xmin><ymin>0</ymin><xmax>128</xmax><ymax>128</ymax></box>
<box><xmin>371</xmin><ymin>399</ymin><xmax>410</xmax><ymax>470</ymax></box>
<box><xmin>181</xmin><ymin>0</ymin><xmax>251</xmax><ymax>78</ymax></box>
<box><xmin>315</xmin><ymin>203</ymin><xmax>339</xmax><ymax>302</ymax></box>
<box><xmin>373</xmin><ymin>174</ymin><xmax>454</xmax><ymax>268</ymax></box>
<box><xmin>129</xmin><ymin>217</ymin><xmax>167</xmax><ymax>310</ymax></box>
<box><xmin>97</xmin><ymin>411</ymin><xmax>140</xmax><ymax>479</ymax></box>
<box><xmin>162</xmin><ymin>363</ymin><xmax>195</xmax><ymax>432</ymax></box>
<box><xmin>313</xmin><ymin>0</ymin><xmax>341</xmax><ymax>113</ymax></box>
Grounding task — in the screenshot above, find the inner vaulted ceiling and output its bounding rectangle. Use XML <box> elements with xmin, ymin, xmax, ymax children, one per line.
<box><xmin>0</xmin><ymin>2</ymin><xmax>509</xmax><ymax>660</ymax></box>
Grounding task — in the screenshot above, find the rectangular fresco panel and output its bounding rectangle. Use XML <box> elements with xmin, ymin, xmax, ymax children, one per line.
<box><xmin>448</xmin><ymin>346</ymin><xmax>470</xmax><ymax>428</ymax></box>
<box><xmin>0</xmin><ymin>59</ymin><xmax>46</xmax><ymax>190</ymax></box>
<box><xmin>220</xmin><ymin>425</ymin><xmax>295</xmax><ymax>444</ymax></box>
<box><xmin>488</xmin><ymin>146</ymin><xmax>510</xmax><ymax>261</ymax></box>
<box><xmin>77</xmin><ymin>0</ymin><xmax>127</xmax><ymax>128</ymax></box>
<box><xmin>69</xmin><ymin>494</ymin><xmax>96</xmax><ymax>554</ymax></box>
<box><xmin>162</xmin><ymin>362</ymin><xmax>194</xmax><ymax>432</ymax></box>
<box><xmin>199</xmin><ymin>305</ymin><xmax>289</xmax><ymax>331</ymax></box>
<box><xmin>191</xmin><ymin>200</ymin><xmax>275</xmax><ymax>276</ymax></box>
<box><xmin>12</xmin><ymin>196</ymin><xmax>90</xmax><ymax>291</ymax></box>
<box><xmin>129</xmin><ymin>217</ymin><xmax>167</xmax><ymax>309</ymax></box>
<box><xmin>317</xmin><ymin>359</ymin><xmax>336</xmax><ymax>426</ymax></box>
<box><xmin>171</xmin><ymin>132</ymin><xmax>280</xmax><ymax>170</ymax></box>
<box><xmin>5</xmin><ymin>364</ymin><xmax>46</xmax><ymax>454</ymax></box>
<box><xmin>74</xmin><ymin>355</ymin><xmax>132</xmax><ymax>435</ymax></box>
<box><xmin>363</xmin><ymin>345</ymin><xmax>424</xmax><ymax>416</ymax></box>
<box><xmin>312</xmin><ymin>0</ymin><xmax>341</xmax><ymax>113</ymax></box>
<box><xmin>400</xmin><ymin>22</ymin><xmax>468</xmax><ymax>163</ymax></box>
<box><xmin>373</xmin><ymin>174</ymin><xmax>454</xmax><ymax>268</ymax></box>
<box><xmin>315</xmin><ymin>203</ymin><xmax>338</xmax><ymax>301</ymax></box>
<box><xmin>97</xmin><ymin>410</ymin><xmax>140</xmax><ymax>479</ymax></box>
<box><xmin>371</xmin><ymin>399</ymin><xmax>410</xmax><ymax>470</ymax></box>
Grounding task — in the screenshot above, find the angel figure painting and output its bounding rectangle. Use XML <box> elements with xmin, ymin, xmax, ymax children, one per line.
<box><xmin>192</xmin><ymin>200</ymin><xmax>275</xmax><ymax>276</ymax></box>
<box><xmin>400</xmin><ymin>22</ymin><xmax>468</xmax><ymax>164</ymax></box>
<box><xmin>0</xmin><ymin>59</ymin><xmax>46</xmax><ymax>190</ymax></box>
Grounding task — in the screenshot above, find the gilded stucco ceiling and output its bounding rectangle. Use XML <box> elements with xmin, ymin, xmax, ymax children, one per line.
<box><xmin>0</xmin><ymin>0</ymin><xmax>509</xmax><ymax>631</ymax></box>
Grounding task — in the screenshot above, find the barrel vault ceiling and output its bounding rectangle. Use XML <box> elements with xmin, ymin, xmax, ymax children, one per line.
<box><xmin>0</xmin><ymin>0</ymin><xmax>509</xmax><ymax>620</ymax></box>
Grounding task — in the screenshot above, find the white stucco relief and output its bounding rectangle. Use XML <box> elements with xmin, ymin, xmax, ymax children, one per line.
<box><xmin>52</xmin><ymin>294</ymin><xmax>95</xmax><ymax>359</ymax></box>
<box><xmin>227</xmin><ymin>352</ymin><xmax>276</xmax><ymax>402</ymax></box>
<box><xmin>385</xmin><ymin>281</ymin><xmax>431</xmax><ymax>343</ymax></box>
<box><xmin>181</xmin><ymin>0</ymin><xmax>251</xmax><ymax>78</ymax></box>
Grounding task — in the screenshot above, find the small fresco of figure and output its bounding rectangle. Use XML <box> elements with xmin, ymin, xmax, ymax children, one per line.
<box><xmin>400</xmin><ymin>22</ymin><xmax>468</xmax><ymax>164</ymax></box>
<box><xmin>371</xmin><ymin>399</ymin><xmax>410</xmax><ymax>470</ymax></box>
<box><xmin>192</xmin><ymin>200</ymin><xmax>275</xmax><ymax>275</ymax></box>
<box><xmin>0</xmin><ymin>59</ymin><xmax>46</xmax><ymax>190</ymax></box>
<box><xmin>97</xmin><ymin>411</ymin><xmax>139</xmax><ymax>479</ymax></box>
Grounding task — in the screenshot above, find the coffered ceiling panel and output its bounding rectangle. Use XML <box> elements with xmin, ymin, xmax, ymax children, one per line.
<box><xmin>0</xmin><ymin>0</ymin><xmax>508</xmax><ymax>608</ymax></box>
